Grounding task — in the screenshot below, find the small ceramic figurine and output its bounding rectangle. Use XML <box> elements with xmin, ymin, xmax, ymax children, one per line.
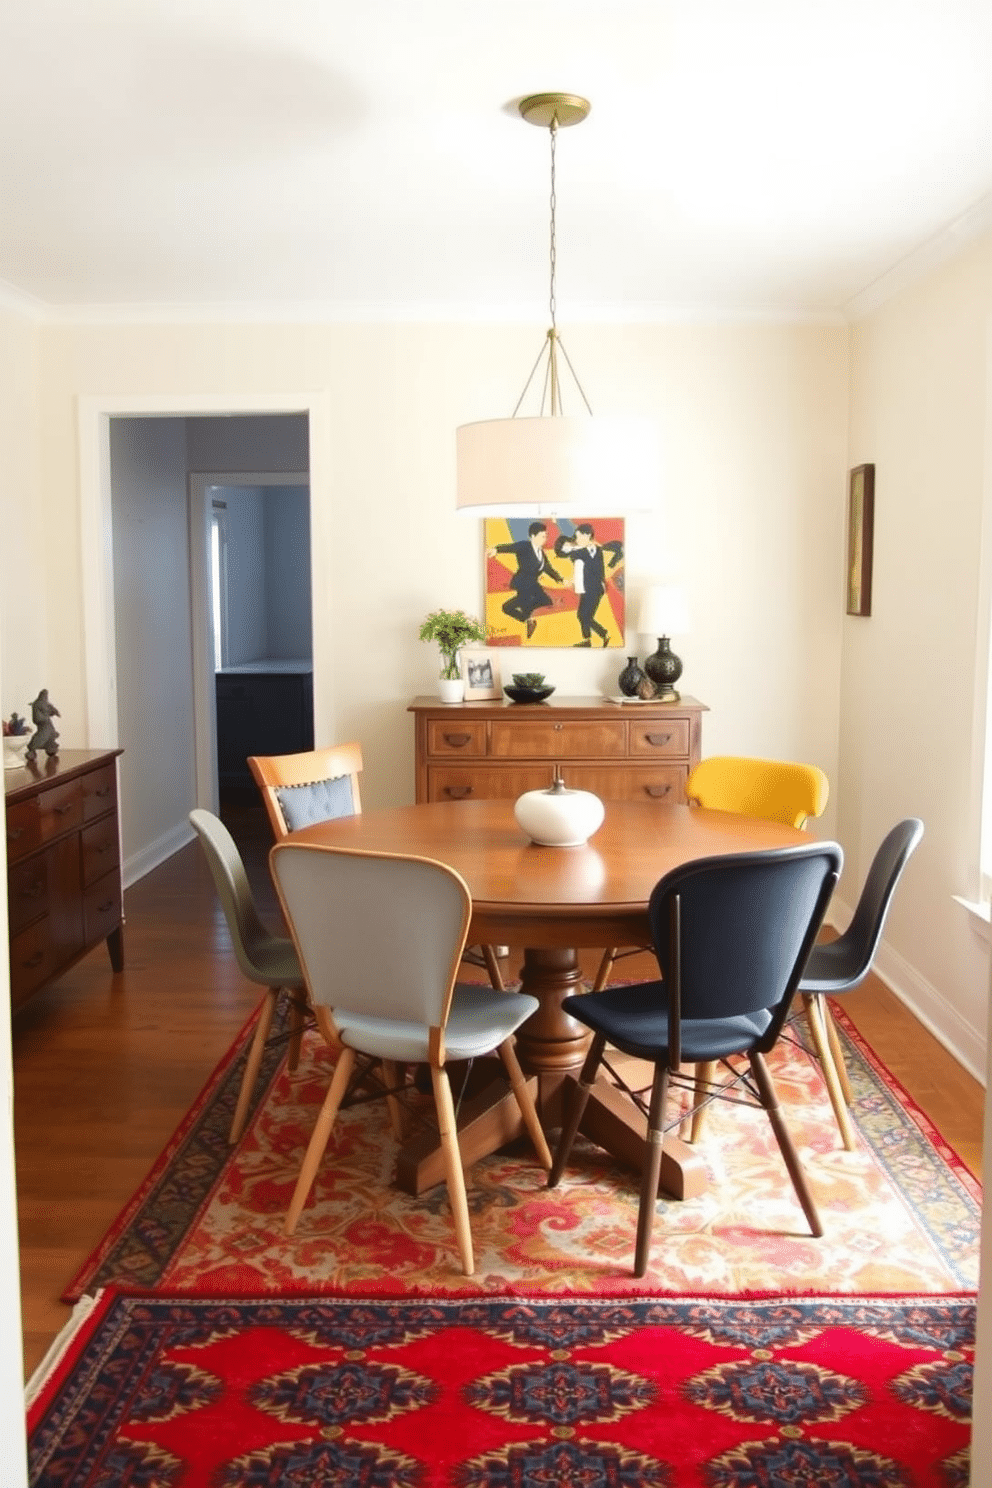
<box><xmin>25</xmin><ymin>689</ymin><xmax>61</xmax><ymax>762</ymax></box>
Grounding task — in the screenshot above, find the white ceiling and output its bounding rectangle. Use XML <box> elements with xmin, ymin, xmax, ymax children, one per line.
<box><xmin>3</xmin><ymin>0</ymin><xmax>992</xmax><ymax>320</ymax></box>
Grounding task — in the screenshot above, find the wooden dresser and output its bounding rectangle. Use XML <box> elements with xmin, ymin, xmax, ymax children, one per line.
<box><xmin>409</xmin><ymin>695</ymin><xmax>706</xmax><ymax>805</ymax></box>
<box><xmin>5</xmin><ymin>748</ymin><xmax>124</xmax><ymax>1013</ymax></box>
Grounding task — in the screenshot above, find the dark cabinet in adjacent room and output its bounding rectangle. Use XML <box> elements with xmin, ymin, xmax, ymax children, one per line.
<box><xmin>215</xmin><ymin>662</ymin><xmax>313</xmax><ymax>793</ymax></box>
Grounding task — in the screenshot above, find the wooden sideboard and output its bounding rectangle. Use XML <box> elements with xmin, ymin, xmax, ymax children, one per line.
<box><xmin>5</xmin><ymin>748</ymin><xmax>124</xmax><ymax>1013</ymax></box>
<box><xmin>409</xmin><ymin>695</ymin><xmax>706</xmax><ymax>805</ymax></box>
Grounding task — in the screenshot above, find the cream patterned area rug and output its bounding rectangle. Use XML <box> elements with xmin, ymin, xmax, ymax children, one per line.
<box><xmin>65</xmin><ymin>1005</ymin><xmax>980</xmax><ymax>1301</ymax></box>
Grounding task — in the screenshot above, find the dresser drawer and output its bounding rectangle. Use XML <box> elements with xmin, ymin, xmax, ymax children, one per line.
<box><xmin>9</xmin><ymin>919</ymin><xmax>53</xmax><ymax>1008</ymax></box>
<box><xmin>490</xmin><ymin>718</ymin><xmax>625</xmax><ymax>760</ymax></box>
<box><xmin>81</xmin><ymin>817</ymin><xmax>120</xmax><ymax>887</ymax></box>
<box><xmin>37</xmin><ymin>780</ymin><xmax>85</xmax><ymax>843</ymax></box>
<box><xmin>427</xmin><ymin>720</ymin><xmax>487</xmax><ymax>757</ymax></box>
<box><xmin>607</xmin><ymin>766</ymin><xmax>687</xmax><ymax>803</ymax></box>
<box><xmin>429</xmin><ymin>766</ymin><xmax>553</xmax><ymax>802</ymax></box>
<box><xmin>82</xmin><ymin>762</ymin><xmax>117</xmax><ymax>821</ymax></box>
<box><xmin>7</xmin><ymin>851</ymin><xmax>49</xmax><ymax>937</ymax></box>
<box><xmin>84</xmin><ymin>867</ymin><xmax>122</xmax><ymax>946</ymax></box>
<box><xmin>628</xmin><ymin>718</ymin><xmax>691</xmax><ymax>758</ymax></box>
<box><xmin>5</xmin><ymin>799</ymin><xmax>41</xmax><ymax>863</ymax></box>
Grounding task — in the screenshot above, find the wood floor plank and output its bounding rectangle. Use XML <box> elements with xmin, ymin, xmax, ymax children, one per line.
<box><xmin>12</xmin><ymin>804</ymin><xmax>985</xmax><ymax>1380</ymax></box>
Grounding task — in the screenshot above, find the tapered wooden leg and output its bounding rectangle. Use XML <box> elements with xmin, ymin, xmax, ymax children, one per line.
<box><xmin>822</xmin><ymin>997</ymin><xmax>854</xmax><ymax>1103</ymax></box>
<box><xmin>803</xmin><ymin>994</ymin><xmax>858</xmax><ymax>1151</ymax></box>
<box><xmin>229</xmin><ymin>989</ymin><xmax>276</xmax><ymax>1144</ymax></box>
<box><xmin>549</xmin><ymin>1033</ymin><xmax>606</xmax><ymax>1187</ymax></box>
<box><xmin>592</xmin><ymin>949</ymin><xmax>617</xmax><ymax>992</ymax></box>
<box><xmin>380</xmin><ymin>1059</ymin><xmax>407</xmax><ymax>1139</ymax></box>
<box><xmin>750</xmin><ymin>1050</ymin><xmax>823</xmax><ymax>1237</ymax></box>
<box><xmin>498</xmin><ymin>1038</ymin><xmax>552</xmax><ymax>1169</ymax></box>
<box><xmin>481</xmin><ymin>945</ymin><xmax>506</xmax><ymax>992</ymax></box>
<box><xmin>284</xmin><ymin>1046</ymin><xmax>356</xmax><ymax>1236</ymax></box>
<box><xmin>431</xmin><ymin>1066</ymin><xmax>475</xmax><ymax>1276</ymax></box>
<box><xmin>286</xmin><ymin>992</ymin><xmax>306</xmax><ymax>1073</ymax></box>
<box><xmin>634</xmin><ymin>1065</ymin><xmax>669</xmax><ymax>1277</ymax></box>
<box><xmin>688</xmin><ymin>1061</ymin><xmax>717</xmax><ymax>1143</ymax></box>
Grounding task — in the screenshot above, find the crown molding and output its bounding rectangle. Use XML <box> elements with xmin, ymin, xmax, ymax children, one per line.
<box><xmin>844</xmin><ymin>191</ymin><xmax>992</xmax><ymax>321</ymax></box>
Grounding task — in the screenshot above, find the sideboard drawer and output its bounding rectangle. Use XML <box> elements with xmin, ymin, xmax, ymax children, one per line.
<box><xmin>7</xmin><ymin>851</ymin><xmax>49</xmax><ymax>937</ymax></box>
<box><xmin>36</xmin><ymin>780</ymin><xmax>85</xmax><ymax>844</ymax></box>
<box><xmin>84</xmin><ymin>867</ymin><xmax>123</xmax><ymax>947</ymax></box>
<box><xmin>427</xmin><ymin>721</ymin><xmax>487</xmax><ymax>757</ymax></box>
<box><xmin>9</xmin><ymin>919</ymin><xmax>53</xmax><ymax>1008</ymax></box>
<box><xmin>490</xmin><ymin>718</ymin><xmax>625</xmax><ymax>760</ymax></box>
<box><xmin>5</xmin><ymin>799</ymin><xmax>41</xmax><ymax>864</ymax></box>
<box><xmin>629</xmin><ymin>718</ymin><xmax>691</xmax><ymax>758</ymax></box>
<box><xmin>429</xmin><ymin>766</ymin><xmax>553</xmax><ymax>802</ymax></box>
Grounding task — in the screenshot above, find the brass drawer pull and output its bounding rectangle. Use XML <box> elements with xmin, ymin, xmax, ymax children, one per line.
<box><xmin>96</xmin><ymin>899</ymin><xmax>115</xmax><ymax>914</ymax></box>
<box><xmin>645</xmin><ymin>783</ymin><xmax>671</xmax><ymax>798</ymax></box>
<box><xmin>445</xmin><ymin>785</ymin><xmax>474</xmax><ymax>799</ymax></box>
<box><xmin>23</xmin><ymin>952</ymin><xmax>44</xmax><ymax>970</ymax></box>
<box><xmin>645</xmin><ymin>732</ymin><xmax>673</xmax><ymax>747</ymax></box>
<box><xmin>442</xmin><ymin>733</ymin><xmax>473</xmax><ymax>749</ymax></box>
<box><xmin>7</xmin><ymin>827</ymin><xmax>24</xmax><ymax>843</ymax></box>
<box><xmin>92</xmin><ymin>786</ymin><xmax>111</xmax><ymax>799</ymax></box>
<box><xmin>53</xmin><ymin>803</ymin><xmax>74</xmax><ymax>816</ymax></box>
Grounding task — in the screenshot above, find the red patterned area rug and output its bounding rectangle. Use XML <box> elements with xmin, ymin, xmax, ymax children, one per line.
<box><xmin>28</xmin><ymin>1290</ymin><xmax>974</xmax><ymax>1487</ymax></box>
<box><xmin>64</xmin><ymin>1006</ymin><xmax>981</xmax><ymax>1301</ymax></box>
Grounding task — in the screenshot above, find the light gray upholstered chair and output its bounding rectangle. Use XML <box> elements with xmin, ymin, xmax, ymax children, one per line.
<box><xmin>189</xmin><ymin>809</ymin><xmax>309</xmax><ymax>1144</ymax></box>
<box><xmin>270</xmin><ymin>840</ymin><xmax>552</xmax><ymax>1276</ymax></box>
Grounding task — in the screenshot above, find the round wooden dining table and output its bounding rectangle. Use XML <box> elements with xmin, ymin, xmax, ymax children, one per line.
<box><xmin>287</xmin><ymin>798</ymin><xmax>807</xmax><ymax>1201</ymax></box>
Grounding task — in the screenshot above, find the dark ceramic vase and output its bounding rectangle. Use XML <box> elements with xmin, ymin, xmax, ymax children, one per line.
<box><xmin>617</xmin><ymin>656</ymin><xmax>646</xmax><ymax>697</ymax></box>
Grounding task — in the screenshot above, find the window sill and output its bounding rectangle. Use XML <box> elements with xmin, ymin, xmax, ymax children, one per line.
<box><xmin>954</xmin><ymin>894</ymin><xmax>990</xmax><ymax>943</ymax></box>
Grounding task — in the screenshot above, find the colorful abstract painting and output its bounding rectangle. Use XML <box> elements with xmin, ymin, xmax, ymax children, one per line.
<box><xmin>484</xmin><ymin>517</ymin><xmax>625</xmax><ymax>648</ymax></box>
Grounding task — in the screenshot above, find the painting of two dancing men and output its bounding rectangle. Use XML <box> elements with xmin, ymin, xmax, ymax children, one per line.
<box><xmin>484</xmin><ymin>517</ymin><xmax>625</xmax><ymax>648</ymax></box>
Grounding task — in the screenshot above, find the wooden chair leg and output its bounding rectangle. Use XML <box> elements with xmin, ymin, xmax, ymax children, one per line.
<box><xmin>380</xmin><ymin>1059</ymin><xmax>407</xmax><ymax>1139</ymax></box>
<box><xmin>431</xmin><ymin>1065</ymin><xmax>475</xmax><ymax>1276</ymax></box>
<box><xmin>688</xmin><ymin>1061</ymin><xmax>717</xmax><ymax>1143</ymax></box>
<box><xmin>634</xmin><ymin>1065</ymin><xmax>669</xmax><ymax>1277</ymax></box>
<box><xmin>229</xmin><ymin>988</ymin><xmax>277</xmax><ymax>1144</ymax></box>
<box><xmin>283</xmin><ymin>1046</ymin><xmax>356</xmax><ymax>1236</ymax></box>
<box><xmin>498</xmin><ymin>1038</ymin><xmax>552</xmax><ymax>1168</ymax></box>
<box><xmin>592</xmin><ymin>948</ymin><xmax>618</xmax><ymax>993</ymax></box>
<box><xmin>286</xmin><ymin>992</ymin><xmax>306</xmax><ymax>1073</ymax></box>
<box><xmin>750</xmin><ymin>1051</ymin><xmax>823</xmax><ymax>1238</ymax></box>
<box><xmin>549</xmin><ymin>1033</ymin><xmax>606</xmax><ymax>1187</ymax></box>
<box><xmin>802</xmin><ymin>993</ymin><xmax>858</xmax><ymax>1152</ymax></box>
<box><xmin>822</xmin><ymin>997</ymin><xmax>854</xmax><ymax>1103</ymax></box>
<box><xmin>481</xmin><ymin>944</ymin><xmax>506</xmax><ymax>992</ymax></box>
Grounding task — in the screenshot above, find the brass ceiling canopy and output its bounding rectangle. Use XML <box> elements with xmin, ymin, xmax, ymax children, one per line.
<box><xmin>518</xmin><ymin>93</ymin><xmax>591</xmax><ymax>129</ymax></box>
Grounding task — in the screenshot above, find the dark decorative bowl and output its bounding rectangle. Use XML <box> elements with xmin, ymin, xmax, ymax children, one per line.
<box><xmin>504</xmin><ymin>684</ymin><xmax>555</xmax><ymax>704</ymax></box>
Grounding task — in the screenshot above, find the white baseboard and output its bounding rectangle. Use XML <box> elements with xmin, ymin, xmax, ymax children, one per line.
<box><xmin>827</xmin><ymin>895</ymin><xmax>988</xmax><ymax>1087</ymax></box>
<box><xmin>123</xmin><ymin>820</ymin><xmax>195</xmax><ymax>888</ymax></box>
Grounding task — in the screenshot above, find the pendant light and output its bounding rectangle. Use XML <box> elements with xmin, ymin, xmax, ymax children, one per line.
<box><xmin>456</xmin><ymin>93</ymin><xmax>660</xmax><ymax>517</ymax></box>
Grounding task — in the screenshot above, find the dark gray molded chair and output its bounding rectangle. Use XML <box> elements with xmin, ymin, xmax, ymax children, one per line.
<box><xmin>549</xmin><ymin>841</ymin><xmax>842</xmax><ymax>1277</ymax></box>
<box><xmin>797</xmin><ymin>818</ymin><xmax>924</xmax><ymax>1150</ymax></box>
<box><xmin>190</xmin><ymin>809</ymin><xmax>309</xmax><ymax>1144</ymax></box>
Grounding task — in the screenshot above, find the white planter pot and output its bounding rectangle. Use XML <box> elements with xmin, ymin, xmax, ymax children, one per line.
<box><xmin>514</xmin><ymin>774</ymin><xmax>605</xmax><ymax>847</ymax></box>
<box><xmin>437</xmin><ymin>677</ymin><xmax>465</xmax><ymax>704</ymax></box>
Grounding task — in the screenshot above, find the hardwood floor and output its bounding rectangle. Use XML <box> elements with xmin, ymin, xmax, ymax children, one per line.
<box><xmin>12</xmin><ymin>803</ymin><xmax>985</xmax><ymax>1380</ymax></box>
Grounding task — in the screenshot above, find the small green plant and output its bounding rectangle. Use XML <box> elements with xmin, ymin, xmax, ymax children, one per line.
<box><xmin>512</xmin><ymin>672</ymin><xmax>546</xmax><ymax>689</ymax></box>
<box><xmin>419</xmin><ymin>608</ymin><xmax>489</xmax><ymax>680</ymax></box>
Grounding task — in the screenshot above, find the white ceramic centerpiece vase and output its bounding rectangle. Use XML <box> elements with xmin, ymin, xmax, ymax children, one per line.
<box><xmin>514</xmin><ymin>768</ymin><xmax>605</xmax><ymax>847</ymax></box>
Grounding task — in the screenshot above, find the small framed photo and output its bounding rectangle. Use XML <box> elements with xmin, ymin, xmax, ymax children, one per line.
<box><xmin>461</xmin><ymin>648</ymin><xmax>502</xmax><ymax>700</ymax></box>
<box><xmin>846</xmin><ymin>463</ymin><xmax>875</xmax><ymax>617</ymax></box>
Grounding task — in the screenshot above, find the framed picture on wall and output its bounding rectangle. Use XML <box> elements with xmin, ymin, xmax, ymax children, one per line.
<box><xmin>460</xmin><ymin>648</ymin><xmax>502</xmax><ymax>700</ymax></box>
<box><xmin>846</xmin><ymin>463</ymin><xmax>875</xmax><ymax>617</ymax></box>
<box><xmin>484</xmin><ymin>516</ymin><xmax>626</xmax><ymax>648</ymax></box>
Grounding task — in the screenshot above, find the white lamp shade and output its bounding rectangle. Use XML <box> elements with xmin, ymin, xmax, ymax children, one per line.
<box><xmin>637</xmin><ymin>584</ymin><xmax>689</xmax><ymax>637</ymax></box>
<box><xmin>456</xmin><ymin>414</ymin><xmax>660</xmax><ymax>517</ymax></box>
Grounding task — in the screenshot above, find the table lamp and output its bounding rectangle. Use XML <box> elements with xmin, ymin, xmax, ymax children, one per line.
<box><xmin>637</xmin><ymin>585</ymin><xmax>690</xmax><ymax>702</ymax></box>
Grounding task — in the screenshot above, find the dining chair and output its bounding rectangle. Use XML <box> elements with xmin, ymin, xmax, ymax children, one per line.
<box><xmin>549</xmin><ymin>840</ymin><xmax>842</xmax><ymax>1277</ymax></box>
<box><xmin>249</xmin><ymin>741</ymin><xmax>507</xmax><ymax>991</ymax></box>
<box><xmin>796</xmin><ymin>818</ymin><xmax>924</xmax><ymax>1150</ymax></box>
<box><xmin>270</xmin><ymin>840</ymin><xmax>553</xmax><ymax>1276</ymax></box>
<box><xmin>189</xmin><ymin>808</ymin><xmax>309</xmax><ymax>1144</ymax></box>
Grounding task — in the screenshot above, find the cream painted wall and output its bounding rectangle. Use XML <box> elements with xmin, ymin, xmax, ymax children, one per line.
<box><xmin>846</xmin><ymin>232</ymin><xmax>992</xmax><ymax>1078</ymax></box>
<box><xmin>30</xmin><ymin>319</ymin><xmax>847</xmax><ymax>823</ymax></box>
